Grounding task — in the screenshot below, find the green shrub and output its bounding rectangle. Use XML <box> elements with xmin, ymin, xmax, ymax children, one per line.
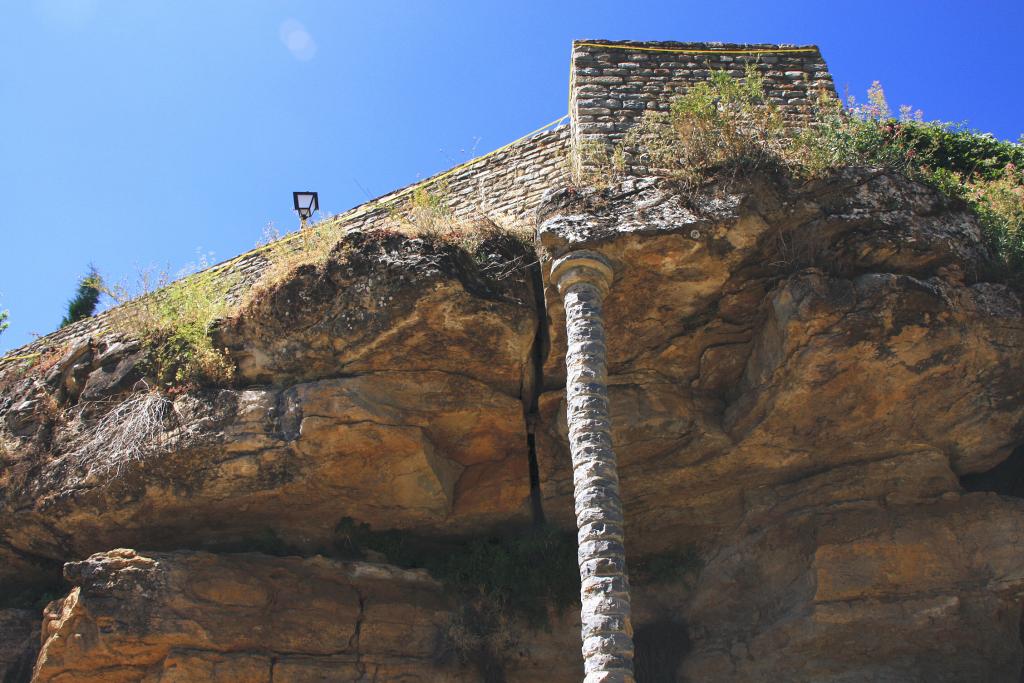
<box><xmin>603</xmin><ymin>69</ymin><xmax>1024</xmax><ymax>277</ymax></box>
<box><xmin>899</xmin><ymin>121</ymin><xmax>1024</xmax><ymax>181</ymax></box>
<box><xmin>965</xmin><ymin>164</ymin><xmax>1024</xmax><ymax>273</ymax></box>
<box><xmin>105</xmin><ymin>261</ymin><xmax>237</xmax><ymax>390</ymax></box>
<box><xmin>793</xmin><ymin>84</ymin><xmax>1024</xmax><ymax>275</ymax></box>
<box><xmin>786</xmin><ymin>87</ymin><xmax>914</xmax><ymax>178</ymax></box>
<box><xmin>141</xmin><ymin>277</ymin><xmax>235</xmax><ymax>389</ymax></box>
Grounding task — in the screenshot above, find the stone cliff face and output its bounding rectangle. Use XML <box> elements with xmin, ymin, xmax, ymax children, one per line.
<box><xmin>535</xmin><ymin>172</ymin><xmax>1024</xmax><ymax>680</ymax></box>
<box><xmin>31</xmin><ymin>549</ymin><xmax>580</xmax><ymax>682</ymax></box>
<box><xmin>2</xmin><ymin>168</ymin><xmax>1024</xmax><ymax>682</ymax></box>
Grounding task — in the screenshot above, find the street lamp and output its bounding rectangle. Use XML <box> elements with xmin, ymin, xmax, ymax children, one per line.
<box><xmin>293</xmin><ymin>191</ymin><xmax>319</xmax><ymax>228</ymax></box>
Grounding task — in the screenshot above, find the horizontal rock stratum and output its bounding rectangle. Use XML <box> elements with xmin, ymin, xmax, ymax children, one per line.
<box><xmin>3</xmin><ymin>39</ymin><xmax>1024</xmax><ymax>683</ymax></box>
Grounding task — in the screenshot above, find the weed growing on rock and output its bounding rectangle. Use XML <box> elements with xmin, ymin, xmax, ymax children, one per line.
<box><xmin>966</xmin><ymin>164</ymin><xmax>1024</xmax><ymax>272</ymax></box>
<box><xmin>333</xmin><ymin>519</ymin><xmax>578</xmax><ymax>621</ymax></box>
<box><xmin>0</xmin><ymin>428</ymin><xmax>18</xmax><ymax>463</ymax></box>
<box><xmin>792</xmin><ymin>84</ymin><xmax>1024</xmax><ymax>275</ymax></box>
<box><xmin>248</xmin><ymin>186</ymin><xmax>533</xmax><ymax>305</ymax></box>
<box><xmin>570</xmin><ymin>137</ymin><xmax>625</xmax><ymax>189</ymax></box>
<box><xmin>439</xmin><ymin>602</ymin><xmax>518</xmax><ymax>682</ymax></box>
<box><xmin>406</xmin><ymin>184</ymin><xmax>454</xmax><ymax>237</ymax></box>
<box><xmin>252</xmin><ymin>215</ymin><xmax>347</xmax><ymax>296</ymax></box>
<box><xmin>429</xmin><ymin>528</ymin><xmax>579</xmax><ymax>679</ymax></box>
<box><xmin>590</xmin><ymin>67</ymin><xmax>1024</xmax><ymax>277</ymax></box>
<box><xmin>391</xmin><ymin>184</ymin><xmax>534</xmax><ymax>252</ymax></box>
<box><xmin>103</xmin><ymin>261</ymin><xmax>237</xmax><ymax>390</ymax></box>
<box><xmin>618</xmin><ymin>64</ymin><xmax>788</xmax><ymax>191</ymax></box>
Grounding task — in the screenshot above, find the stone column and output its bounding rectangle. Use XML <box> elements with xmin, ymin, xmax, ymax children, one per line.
<box><xmin>550</xmin><ymin>250</ymin><xmax>634</xmax><ymax>683</ymax></box>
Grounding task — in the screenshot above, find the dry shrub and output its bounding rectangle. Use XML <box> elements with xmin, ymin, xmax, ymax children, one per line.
<box><xmin>68</xmin><ymin>389</ymin><xmax>179</xmax><ymax>476</ymax></box>
<box><xmin>403</xmin><ymin>184</ymin><xmax>454</xmax><ymax>237</ymax></box>
<box><xmin>250</xmin><ymin>216</ymin><xmax>347</xmax><ymax>297</ymax></box>
<box><xmin>388</xmin><ymin>185</ymin><xmax>534</xmax><ymax>252</ymax></box>
<box><xmin>569</xmin><ymin>137</ymin><xmax>625</xmax><ymax>189</ymax></box>
<box><xmin>0</xmin><ymin>342</ymin><xmax>69</xmax><ymax>395</ymax></box>
<box><xmin>0</xmin><ymin>364</ymin><xmax>30</xmax><ymax>396</ymax></box>
<box><xmin>33</xmin><ymin>345</ymin><xmax>67</xmax><ymax>377</ymax></box>
<box><xmin>0</xmin><ymin>429</ymin><xmax>18</xmax><ymax>462</ymax></box>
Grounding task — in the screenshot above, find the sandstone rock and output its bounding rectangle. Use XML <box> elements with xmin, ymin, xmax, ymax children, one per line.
<box><xmin>33</xmin><ymin>549</ymin><xmax>461</xmax><ymax>682</ymax></box>
<box><xmin>0</xmin><ymin>608</ymin><xmax>38</xmax><ymax>683</ymax></box>
<box><xmin>1</xmin><ymin>372</ymin><xmax>530</xmax><ymax>590</ymax></box>
<box><xmin>78</xmin><ymin>345</ymin><xmax>145</xmax><ymax>402</ymax></box>
<box><xmin>220</xmin><ymin>232</ymin><xmax>539</xmax><ymax>398</ymax></box>
<box><xmin>534</xmin><ymin>171</ymin><xmax>1024</xmax><ymax>679</ymax></box>
<box><xmin>32</xmin><ymin>549</ymin><xmax>580</xmax><ymax>683</ymax></box>
<box><xmin>682</xmin><ymin>494</ymin><xmax>1024</xmax><ymax>682</ymax></box>
<box><xmin>535</xmin><ymin>172</ymin><xmax>1024</xmax><ymax>554</ymax></box>
<box><xmin>0</xmin><ymin>234</ymin><xmax>538</xmax><ymax>591</ymax></box>
<box><xmin>727</xmin><ymin>271</ymin><xmax>1024</xmax><ymax>474</ymax></box>
<box><xmin>42</xmin><ymin>339</ymin><xmax>92</xmax><ymax>401</ymax></box>
<box><xmin>4</xmin><ymin>168</ymin><xmax>1024</xmax><ymax>681</ymax></box>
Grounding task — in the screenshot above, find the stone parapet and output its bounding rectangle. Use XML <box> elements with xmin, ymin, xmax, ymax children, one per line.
<box><xmin>570</xmin><ymin>39</ymin><xmax>835</xmax><ymax>149</ymax></box>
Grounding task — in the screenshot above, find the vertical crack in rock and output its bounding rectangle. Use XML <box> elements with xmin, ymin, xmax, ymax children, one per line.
<box><xmin>351</xmin><ymin>589</ymin><xmax>367</xmax><ymax>680</ymax></box>
<box><xmin>525</xmin><ymin>256</ymin><xmax>551</xmax><ymax>526</ymax></box>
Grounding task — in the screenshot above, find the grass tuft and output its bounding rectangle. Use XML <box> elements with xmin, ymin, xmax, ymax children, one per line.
<box><xmin>247</xmin><ymin>185</ymin><xmax>534</xmax><ymax>305</ymax></box>
<box><xmin>102</xmin><ymin>260</ymin><xmax>237</xmax><ymax>391</ymax></box>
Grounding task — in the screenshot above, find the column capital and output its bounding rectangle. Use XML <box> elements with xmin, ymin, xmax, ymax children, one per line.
<box><xmin>550</xmin><ymin>250</ymin><xmax>614</xmax><ymax>299</ymax></box>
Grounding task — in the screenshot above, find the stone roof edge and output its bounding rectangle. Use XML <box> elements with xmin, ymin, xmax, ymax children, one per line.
<box><xmin>573</xmin><ymin>39</ymin><xmax>823</xmax><ymax>52</ymax></box>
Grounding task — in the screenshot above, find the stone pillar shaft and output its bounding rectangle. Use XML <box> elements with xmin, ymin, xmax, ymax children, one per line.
<box><xmin>552</xmin><ymin>251</ymin><xmax>634</xmax><ymax>683</ymax></box>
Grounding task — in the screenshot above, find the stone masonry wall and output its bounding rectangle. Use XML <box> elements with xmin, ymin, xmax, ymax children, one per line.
<box><xmin>0</xmin><ymin>126</ymin><xmax>570</xmax><ymax>367</ymax></box>
<box><xmin>570</xmin><ymin>39</ymin><xmax>836</xmax><ymax>150</ymax></box>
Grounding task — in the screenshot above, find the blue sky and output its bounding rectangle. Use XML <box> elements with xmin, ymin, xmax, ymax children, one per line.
<box><xmin>1</xmin><ymin>0</ymin><xmax>1022</xmax><ymax>353</ymax></box>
